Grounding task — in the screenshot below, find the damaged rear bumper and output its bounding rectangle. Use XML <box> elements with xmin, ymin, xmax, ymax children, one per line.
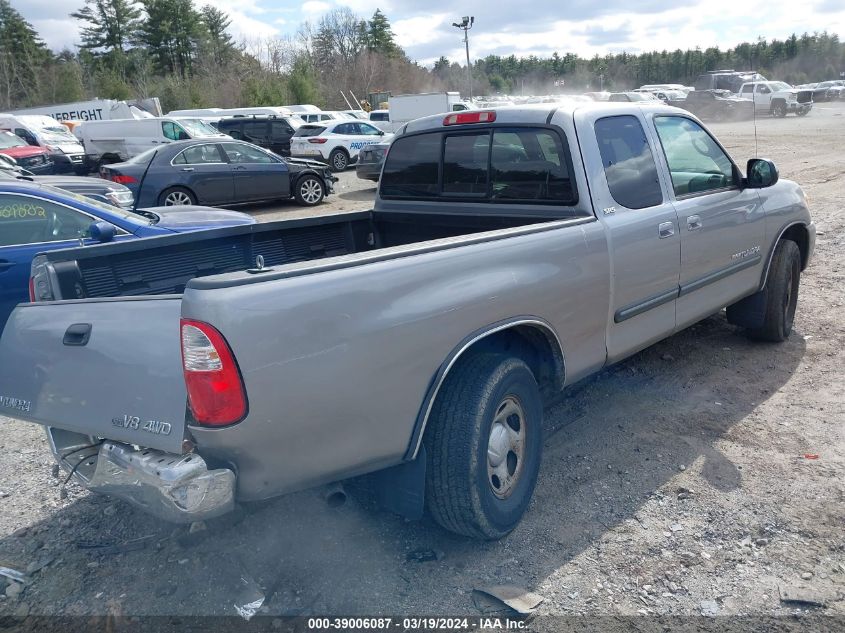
<box><xmin>47</xmin><ymin>428</ymin><xmax>235</xmax><ymax>523</ymax></box>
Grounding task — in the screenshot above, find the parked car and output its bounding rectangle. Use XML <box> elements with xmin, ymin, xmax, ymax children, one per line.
<box><xmin>355</xmin><ymin>142</ymin><xmax>390</xmax><ymax>182</ymax></box>
<box><xmin>0</xmin><ymin>180</ymin><xmax>255</xmax><ymax>328</ymax></box>
<box><xmin>608</xmin><ymin>92</ymin><xmax>661</xmax><ymax>102</ymax></box>
<box><xmin>0</xmin><ymin>115</ymin><xmax>85</xmax><ymax>173</ymax></box>
<box><xmin>2</xmin><ymin>104</ymin><xmax>814</xmax><ymax>539</ymax></box>
<box><xmin>0</xmin><ymin>131</ymin><xmax>54</xmax><ymax>175</ymax></box>
<box><xmin>736</xmin><ymin>81</ymin><xmax>813</xmax><ymax>117</ymax></box>
<box><xmin>680</xmin><ymin>89</ymin><xmax>754</xmax><ymax>120</ymax></box>
<box><xmin>296</xmin><ymin>111</ymin><xmax>354</xmax><ymax>124</ymax></box>
<box><xmin>812</xmin><ymin>80</ymin><xmax>845</xmax><ymax>101</ymax></box>
<box><xmin>74</xmin><ymin>117</ymin><xmax>231</xmax><ymax>167</ymax></box>
<box><xmin>290</xmin><ymin>120</ymin><xmax>392</xmax><ymax>171</ymax></box>
<box><xmin>0</xmin><ymin>161</ymin><xmax>134</xmax><ymax>208</ymax></box>
<box><xmin>213</xmin><ymin>115</ymin><xmax>301</xmax><ymax>157</ymax></box>
<box><xmin>101</xmin><ymin>139</ymin><xmax>336</xmax><ymax>207</ymax></box>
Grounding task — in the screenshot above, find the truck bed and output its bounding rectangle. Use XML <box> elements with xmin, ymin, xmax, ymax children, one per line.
<box><xmin>39</xmin><ymin>210</ymin><xmax>556</xmax><ymax>300</ymax></box>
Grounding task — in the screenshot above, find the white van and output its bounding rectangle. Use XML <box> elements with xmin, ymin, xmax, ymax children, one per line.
<box><xmin>0</xmin><ymin>113</ymin><xmax>86</xmax><ymax>173</ymax></box>
<box><xmin>166</xmin><ymin>106</ymin><xmax>293</xmax><ymax>120</ymax></box>
<box><xmin>75</xmin><ymin>117</ymin><xmax>230</xmax><ymax>165</ymax></box>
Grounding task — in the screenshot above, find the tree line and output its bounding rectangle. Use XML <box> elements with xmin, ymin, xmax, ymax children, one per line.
<box><xmin>0</xmin><ymin>0</ymin><xmax>843</xmax><ymax>113</ymax></box>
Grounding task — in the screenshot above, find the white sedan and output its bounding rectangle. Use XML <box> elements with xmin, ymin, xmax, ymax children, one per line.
<box><xmin>290</xmin><ymin>120</ymin><xmax>393</xmax><ymax>172</ymax></box>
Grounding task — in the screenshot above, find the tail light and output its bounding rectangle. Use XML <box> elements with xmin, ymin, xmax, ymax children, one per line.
<box><xmin>308</xmin><ymin>138</ymin><xmax>328</xmax><ymax>144</ymax></box>
<box><xmin>111</xmin><ymin>174</ymin><xmax>138</xmax><ymax>184</ymax></box>
<box><xmin>28</xmin><ymin>277</ymin><xmax>35</xmax><ymax>302</ymax></box>
<box><xmin>181</xmin><ymin>319</ymin><xmax>247</xmax><ymax>426</ymax></box>
<box><xmin>443</xmin><ymin>111</ymin><xmax>496</xmax><ymax>126</ymax></box>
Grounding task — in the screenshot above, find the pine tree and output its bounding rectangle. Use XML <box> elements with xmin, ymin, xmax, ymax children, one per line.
<box><xmin>200</xmin><ymin>6</ymin><xmax>236</xmax><ymax>66</ymax></box>
<box><xmin>139</xmin><ymin>0</ymin><xmax>204</xmax><ymax>77</ymax></box>
<box><xmin>366</xmin><ymin>9</ymin><xmax>398</xmax><ymax>58</ymax></box>
<box><xmin>0</xmin><ymin>0</ymin><xmax>49</xmax><ymax>107</ymax></box>
<box><xmin>70</xmin><ymin>0</ymin><xmax>142</xmax><ymax>76</ymax></box>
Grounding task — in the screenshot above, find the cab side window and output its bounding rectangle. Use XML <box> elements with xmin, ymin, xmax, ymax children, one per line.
<box><xmin>0</xmin><ymin>194</ymin><xmax>94</xmax><ymax>246</ymax></box>
<box><xmin>594</xmin><ymin>115</ymin><xmax>663</xmax><ymax>209</ymax></box>
<box><xmin>653</xmin><ymin>116</ymin><xmax>736</xmax><ymax>197</ymax></box>
<box><xmin>162</xmin><ymin>121</ymin><xmax>187</xmax><ymax>141</ymax></box>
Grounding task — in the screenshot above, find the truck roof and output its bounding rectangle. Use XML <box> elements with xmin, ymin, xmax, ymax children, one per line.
<box><xmin>401</xmin><ymin>102</ymin><xmax>682</xmax><ymax>134</ymax></box>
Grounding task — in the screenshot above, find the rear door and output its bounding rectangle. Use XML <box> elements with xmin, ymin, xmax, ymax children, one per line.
<box><xmin>0</xmin><ymin>298</ymin><xmax>187</xmax><ymax>453</ymax></box>
<box><xmin>576</xmin><ymin>110</ymin><xmax>681</xmax><ymax>362</ymax></box>
<box><xmin>170</xmin><ymin>143</ymin><xmax>234</xmax><ymax>205</ymax></box>
<box><xmin>221</xmin><ymin>142</ymin><xmax>289</xmax><ymax>201</ymax></box>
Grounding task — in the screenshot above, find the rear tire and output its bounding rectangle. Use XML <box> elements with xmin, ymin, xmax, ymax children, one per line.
<box><xmin>423</xmin><ymin>353</ymin><xmax>543</xmax><ymax>540</ymax></box>
<box><xmin>294</xmin><ymin>175</ymin><xmax>325</xmax><ymax>206</ymax></box>
<box><xmin>744</xmin><ymin>240</ymin><xmax>801</xmax><ymax>342</ymax></box>
<box><xmin>158</xmin><ymin>186</ymin><xmax>196</xmax><ymax>206</ymax></box>
<box><xmin>329</xmin><ymin>148</ymin><xmax>349</xmax><ymax>172</ymax></box>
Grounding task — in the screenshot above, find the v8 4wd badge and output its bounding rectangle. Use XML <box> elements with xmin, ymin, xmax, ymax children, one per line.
<box><xmin>112</xmin><ymin>415</ymin><xmax>172</xmax><ymax>436</ymax></box>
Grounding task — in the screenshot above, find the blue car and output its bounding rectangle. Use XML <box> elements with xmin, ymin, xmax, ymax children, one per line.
<box><xmin>0</xmin><ymin>181</ymin><xmax>256</xmax><ymax>329</ymax></box>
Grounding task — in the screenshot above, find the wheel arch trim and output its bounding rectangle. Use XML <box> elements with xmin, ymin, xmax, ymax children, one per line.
<box><xmin>760</xmin><ymin>221</ymin><xmax>810</xmax><ymax>290</ymax></box>
<box><xmin>404</xmin><ymin>316</ymin><xmax>566</xmax><ymax>461</ymax></box>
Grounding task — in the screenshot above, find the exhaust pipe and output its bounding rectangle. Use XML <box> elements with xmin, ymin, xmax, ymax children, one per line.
<box><xmin>322</xmin><ymin>483</ymin><xmax>347</xmax><ymax>508</ymax></box>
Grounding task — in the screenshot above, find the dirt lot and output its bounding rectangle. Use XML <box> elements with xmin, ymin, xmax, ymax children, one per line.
<box><xmin>0</xmin><ymin>104</ymin><xmax>843</xmax><ymax>625</ymax></box>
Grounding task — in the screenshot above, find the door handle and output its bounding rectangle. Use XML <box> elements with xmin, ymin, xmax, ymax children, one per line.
<box><xmin>658</xmin><ymin>221</ymin><xmax>675</xmax><ymax>239</ymax></box>
<box><xmin>181</xmin><ymin>167</ymin><xmax>194</xmax><ymax>172</ymax></box>
<box><xmin>687</xmin><ymin>215</ymin><xmax>702</xmax><ymax>231</ymax></box>
<box><xmin>233</xmin><ymin>165</ymin><xmax>247</xmax><ymax>171</ymax></box>
<box><xmin>63</xmin><ymin>323</ymin><xmax>92</xmax><ymax>346</ymax></box>
<box><xmin>0</xmin><ymin>261</ymin><xmax>15</xmax><ymax>272</ymax></box>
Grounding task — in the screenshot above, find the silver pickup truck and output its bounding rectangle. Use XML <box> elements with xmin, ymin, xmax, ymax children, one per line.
<box><xmin>0</xmin><ymin>104</ymin><xmax>814</xmax><ymax>540</ymax></box>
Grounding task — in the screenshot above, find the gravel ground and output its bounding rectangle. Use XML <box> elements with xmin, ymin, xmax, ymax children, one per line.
<box><xmin>0</xmin><ymin>104</ymin><xmax>843</xmax><ymax>624</ymax></box>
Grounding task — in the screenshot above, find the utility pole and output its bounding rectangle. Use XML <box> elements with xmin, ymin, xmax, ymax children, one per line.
<box><xmin>452</xmin><ymin>16</ymin><xmax>475</xmax><ymax>100</ymax></box>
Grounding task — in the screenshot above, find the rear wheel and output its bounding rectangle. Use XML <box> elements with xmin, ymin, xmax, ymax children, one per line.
<box><xmin>424</xmin><ymin>353</ymin><xmax>543</xmax><ymax>539</ymax></box>
<box><xmin>158</xmin><ymin>186</ymin><xmax>196</xmax><ymax>206</ymax></box>
<box><xmin>294</xmin><ymin>175</ymin><xmax>325</xmax><ymax>206</ymax></box>
<box><xmin>329</xmin><ymin>148</ymin><xmax>349</xmax><ymax>172</ymax></box>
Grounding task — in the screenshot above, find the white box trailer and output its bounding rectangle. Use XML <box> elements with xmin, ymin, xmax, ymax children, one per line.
<box><xmin>388</xmin><ymin>92</ymin><xmax>474</xmax><ymax>126</ymax></box>
<box><xmin>11</xmin><ymin>98</ymin><xmax>161</xmax><ymax>122</ymax></box>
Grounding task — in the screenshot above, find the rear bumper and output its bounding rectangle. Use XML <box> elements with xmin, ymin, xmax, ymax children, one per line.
<box><xmin>48</xmin><ymin>428</ymin><xmax>235</xmax><ymax>523</ymax></box>
<box><xmin>355</xmin><ymin>162</ymin><xmax>382</xmax><ymax>182</ymax></box>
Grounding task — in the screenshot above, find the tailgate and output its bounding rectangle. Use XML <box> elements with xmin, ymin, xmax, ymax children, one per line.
<box><xmin>0</xmin><ymin>297</ymin><xmax>187</xmax><ymax>453</ymax></box>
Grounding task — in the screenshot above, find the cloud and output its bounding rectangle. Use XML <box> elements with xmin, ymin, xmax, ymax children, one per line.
<box><xmin>301</xmin><ymin>0</ymin><xmax>333</xmax><ymax>15</ymax></box>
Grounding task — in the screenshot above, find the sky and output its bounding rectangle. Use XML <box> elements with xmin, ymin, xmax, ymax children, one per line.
<box><xmin>14</xmin><ymin>0</ymin><xmax>845</xmax><ymax>68</ymax></box>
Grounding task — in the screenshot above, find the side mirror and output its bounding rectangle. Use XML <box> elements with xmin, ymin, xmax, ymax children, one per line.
<box><xmin>378</xmin><ymin>130</ymin><xmax>385</xmax><ymax>136</ymax></box>
<box><xmin>746</xmin><ymin>158</ymin><xmax>779</xmax><ymax>188</ymax></box>
<box><xmin>89</xmin><ymin>221</ymin><xmax>116</xmax><ymax>243</ymax></box>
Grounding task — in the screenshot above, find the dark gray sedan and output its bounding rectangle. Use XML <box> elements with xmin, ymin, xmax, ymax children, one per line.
<box><xmin>101</xmin><ymin>139</ymin><xmax>336</xmax><ymax>208</ymax></box>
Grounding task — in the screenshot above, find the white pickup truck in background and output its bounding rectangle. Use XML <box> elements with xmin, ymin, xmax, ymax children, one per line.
<box><xmin>737</xmin><ymin>81</ymin><xmax>813</xmax><ymax>117</ymax></box>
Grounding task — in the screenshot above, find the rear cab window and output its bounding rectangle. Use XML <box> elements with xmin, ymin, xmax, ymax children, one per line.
<box><xmin>381</xmin><ymin>126</ymin><xmax>577</xmax><ymax>206</ymax></box>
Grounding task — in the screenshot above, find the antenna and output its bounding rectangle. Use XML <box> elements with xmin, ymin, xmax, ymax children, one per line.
<box><xmin>752</xmin><ymin>86</ymin><xmax>758</xmax><ymax>158</ymax></box>
<box><xmin>132</xmin><ymin>148</ymin><xmax>159</xmax><ymax>213</ymax></box>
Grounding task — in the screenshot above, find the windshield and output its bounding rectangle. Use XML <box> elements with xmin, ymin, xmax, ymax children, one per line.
<box><xmin>769</xmin><ymin>82</ymin><xmax>791</xmax><ymax>91</ymax></box>
<box><xmin>36</xmin><ymin>125</ymin><xmax>78</xmax><ymax>144</ymax></box>
<box><xmin>0</xmin><ymin>132</ymin><xmax>26</xmax><ymax>149</ymax></box>
<box><xmin>178</xmin><ymin>118</ymin><xmax>222</xmax><ymax>137</ymax></box>
<box><xmin>293</xmin><ymin>125</ymin><xmax>326</xmax><ymax>137</ymax></box>
<box><xmin>126</xmin><ymin>147</ymin><xmax>159</xmax><ymax>164</ymax></box>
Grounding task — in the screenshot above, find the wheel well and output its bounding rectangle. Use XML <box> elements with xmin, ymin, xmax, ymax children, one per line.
<box><xmin>331</xmin><ymin>147</ymin><xmax>349</xmax><ymax>156</ymax></box>
<box><xmin>448</xmin><ymin>323</ymin><xmax>565</xmax><ymax>398</ymax></box>
<box><xmin>160</xmin><ymin>185</ymin><xmax>195</xmax><ymax>200</ymax></box>
<box><xmin>404</xmin><ymin>321</ymin><xmax>566</xmax><ymax>461</ymax></box>
<box><xmin>781</xmin><ymin>225</ymin><xmax>811</xmax><ymax>270</ymax></box>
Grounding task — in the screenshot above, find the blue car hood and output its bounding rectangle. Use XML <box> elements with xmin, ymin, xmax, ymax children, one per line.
<box><xmin>142</xmin><ymin>205</ymin><xmax>256</xmax><ymax>230</ymax></box>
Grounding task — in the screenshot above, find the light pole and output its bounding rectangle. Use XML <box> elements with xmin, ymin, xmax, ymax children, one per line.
<box><xmin>452</xmin><ymin>16</ymin><xmax>474</xmax><ymax>100</ymax></box>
